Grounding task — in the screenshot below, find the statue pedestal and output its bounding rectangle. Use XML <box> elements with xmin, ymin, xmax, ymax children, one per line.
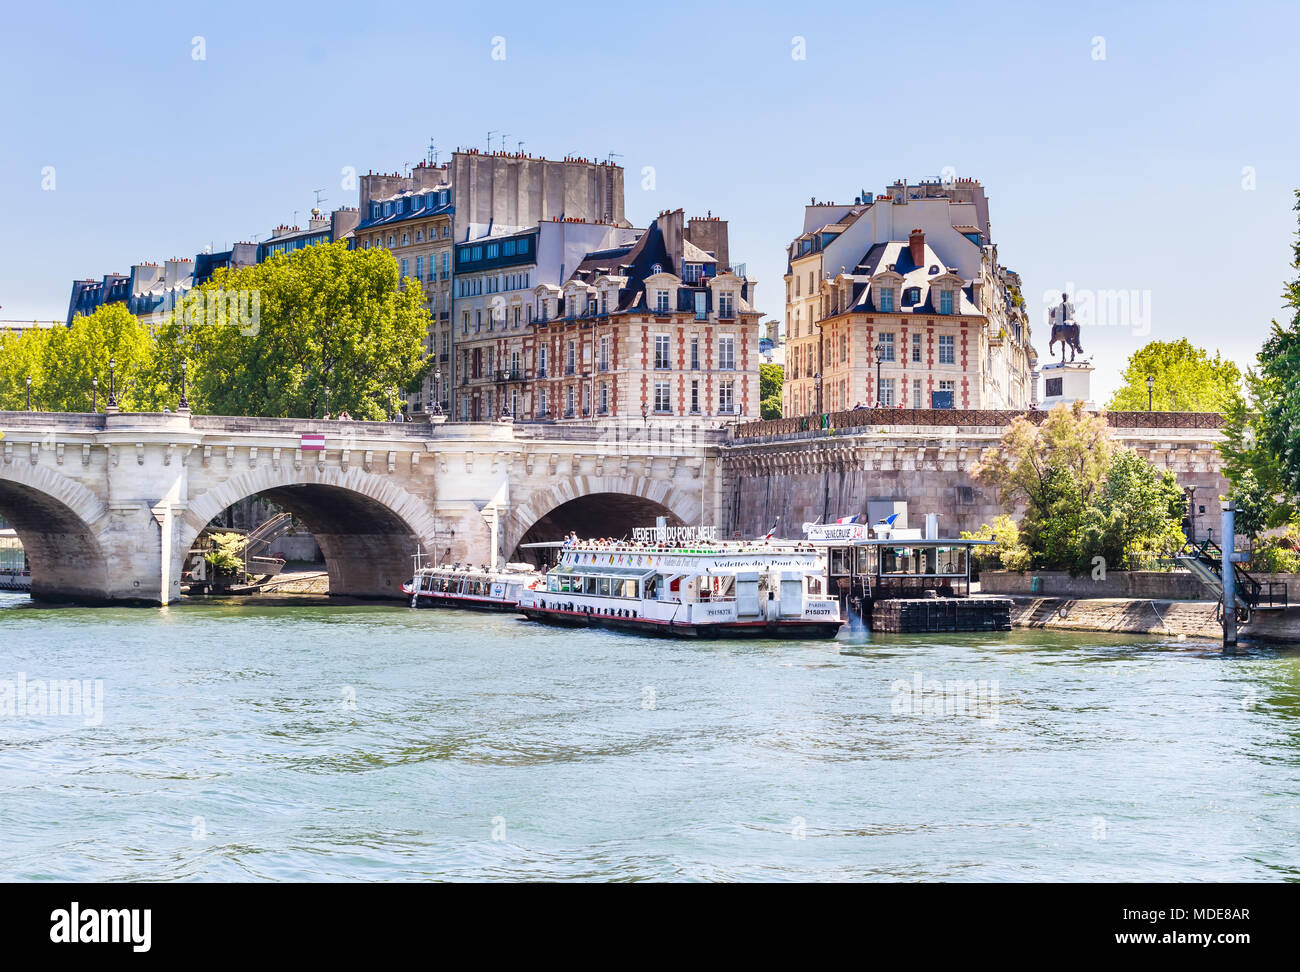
<box><xmin>1039</xmin><ymin>360</ymin><xmax>1094</xmax><ymax>410</ymax></box>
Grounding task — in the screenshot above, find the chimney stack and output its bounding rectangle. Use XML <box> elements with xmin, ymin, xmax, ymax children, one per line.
<box><xmin>909</xmin><ymin>228</ymin><xmax>925</xmax><ymax>267</ymax></box>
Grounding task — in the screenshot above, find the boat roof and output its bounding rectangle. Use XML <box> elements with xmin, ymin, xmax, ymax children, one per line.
<box><xmin>809</xmin><ymin>538</ymin><xmax>997</xmax><ymax>547</ymax></box>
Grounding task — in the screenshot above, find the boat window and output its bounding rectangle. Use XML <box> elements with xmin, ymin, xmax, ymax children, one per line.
<box><xmin>857</xmin><ymin>547</ymin><xmax>877</xmax><ymax>574</ymax></box>
<box><xmin>936</xmin><ymin>547</ymin><xmax>967</xmax><ymax>575</ymax></box>
<box><xmin>920</xmin><ymin>548</ymin><xmax>938</xmax><ymax>575</ymax></box>
<box><xmin>829</xmin><ymin>549</ymin><xmax>848</xmax><ymax>574</ymax></box>
<box><xmin>622</xmin><ymin>579</ymin><xmax>638</xmax><ymax>598</ymax></box>
<box><xmin>807</xmin><ymin>576</ymin><xmax>823</xmax><ymax>595</ymax></box>
<box><xmin>598</xmin><ymin>578</ymin><xmax>611</xmax><ymax>596</ymax></box>
<box><xmin>645</xmin><ymin>575</ymin><xmax>660</xmax><ymax>599</ymax></box>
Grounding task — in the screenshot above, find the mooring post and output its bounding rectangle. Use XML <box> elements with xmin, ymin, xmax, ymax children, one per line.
<box><xmin>1222</xmin><ymin>501</ymin><xmax>1237</xmax><ymax>647</ymax></box>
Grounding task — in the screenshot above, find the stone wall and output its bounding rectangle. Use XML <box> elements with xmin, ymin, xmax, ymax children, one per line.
<box><xmin>719</xmin><ymin>423</ymin><xmax>1227</xmax><ymax>542</ymax></box>
<box><xmin>981</xmin><ymin>570</ymin><xmax>1208</xmax><ymax>600</ymax></box>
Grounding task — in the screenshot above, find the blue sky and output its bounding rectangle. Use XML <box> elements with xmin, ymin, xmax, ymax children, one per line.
<box><xmin>2</xmin><ymin>0</ymin><xmax>1296</xmax><ymax>399</ymax></box>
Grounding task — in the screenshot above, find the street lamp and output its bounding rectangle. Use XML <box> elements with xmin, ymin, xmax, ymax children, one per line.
<box><xmin>1146</xmin><ymin>374</ymin><xmax>1154</xmax><ymax>411</ymax></box>
<box><xmin>25</xmin><ymin>376</ymin><xmax>31</xmax><ymax>411</ymax></box>
<box><xmin>641</xmin><ymin>402</ymin><xmax>649</xmax><ymax>428</ymax></box>
<box><xmin>433</xmin><ymin>369</ymin><xmax>442</xmax><ymax>414</ymax></box>
<box><xmin>91</xmin><ymin>376</ymin><xmax>98</xmax><ymax>412</ymax></box>
<box><xmin>107</xmin><ymin>356</ymin><xmax>117</xmax><ymax>409</ymax></box>
<box><xmin>813</xmin><ymin>372</ymin><xmax>823</xmax><ymax>415</ymax></box>
<box><xmin>178</xmin><ymin>360</ymin><xmax>189</xmax><ymax>411</ymax></box>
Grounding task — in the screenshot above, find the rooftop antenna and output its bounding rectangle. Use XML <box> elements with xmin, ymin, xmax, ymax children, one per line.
<box><xmin>517</xmin><ymin>140</ymin><xmax>525</xmax><ymax>154</ymax></box>
<box><xmin>487</xmin><ymin>130</ymin><xmax>497</xmax><ymax>153</ymax></box>
<box><xmin>607</xmin><ymin>151</ymin><xmax>623</xmax><ymax>165</ymax></box>
<box><xmin>291</xmin><ymin>209</ymin><xmax>299</xmax><ymax>225</ymax></box>
<box><xmin>500</xmin><ymin>133</ymin><xmax>510</xmax><ymax>153</ymax></box>
<box><xmin>313</xmin><ymin>188</ymin><xmax>327</xmax><ymax>209</ymax></box>
<box><xmin>427</xmin><ymin>138</ymin><xmax>438</xmax><ymax>166</ymax></box>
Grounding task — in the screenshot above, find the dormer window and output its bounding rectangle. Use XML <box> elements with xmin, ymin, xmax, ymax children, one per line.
<box><xmin>683</xmin><ymin>263</ymin><xmax>702</xmax><ymax>284</ymax></box>
<box><xmin>939</xmin><ymin>290</ymin><xmax>954</xmax><ymax>315</ymax></box>
<box><xmin>717</xmin><ymin>293</ymin><xmax>735</xmax><ymax>318</ymax></box>
<box><xmin>906</xmin><ymin>287</ymin><xmax>921</xmax><ymax>304</ymax></box>
<box><xmin>878</xmin><ymin>287</ymin><xmax>895</xmax><ymax>313</ymax></box>
<box><xmin>651</xmin><ymin>263</ymin><xmax>663</xmax><ymax>275</ymax></box>
<box><xmin>655</xmin><ymin>289</ymin><xmax>670</xmax><ymax>313</ymax></box>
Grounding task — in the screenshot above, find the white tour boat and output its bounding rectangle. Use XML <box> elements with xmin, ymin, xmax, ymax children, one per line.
<box><xmin>402</xmin><ymin>562</ymin><xmax>542</xmax><ymax>611</ymax></box>
<box><xmin>516</xmin><ymin>531</ymin><xmax>843</xmax><ymax>638</ymax></box>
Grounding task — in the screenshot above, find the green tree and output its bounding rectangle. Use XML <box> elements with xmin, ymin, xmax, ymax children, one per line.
<box><xmin>185</xmin><ymin>242</ymin><xmax>431</xmax><ymax>419</ymax></box>
<box><xmin>0</xmin><ymin>326</ymin><xmax>52</xmax><ymax>410</ymax></box>
<box><xmin>1229</xmin><ymin>468</ymin><xmax>1275</xmax><ymax>542</ymax></box>
<box><xmin>1219</xmin><ymin>190</ymin><xmax>1300</xmax><ymax>526</ymax></box>
<box><xmin>971</xmin><ymin>402</ymin><xmax>1115</xmax><ymax>515</ymax></box>
<box><xmin>0</xmin><ymin>305</ymin><xmax>162</xmax><ymax>412</ymax></box>
<box><xmin>961</xmin><ymin>514</ymin><xmax>1030</xmax><ymax>572</ymax></box>
<box><xmin>1250</xmin><ymin>193</ymin><xmax>1300</xmax><ymax>500</ymax></box>
<box><xmin>1107</xmin><ymin>338</ymin><xmax>1242</xmax><ymax>412</ymax></box>
<box><xmin>971</xmin><ymin>402</ymin><xmax>1185</xmax><ymax>571</ymax></box>
<box><xmin>1083</xmin><ymin>448</ymin><xmax>1188</xmax><ymax>569</ymax></box>
<box><xmin>759</xmin><ymin>362</ymin><xmax>783</xmax><ymax>420</ymax></box>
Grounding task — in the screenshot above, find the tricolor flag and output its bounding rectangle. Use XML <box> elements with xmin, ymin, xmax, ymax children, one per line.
<box><xmin>763</xmin><ymin>519</ymin><xmax>780</xmax><ymax>540</ymax></box>
<box><xmin>301</xmin><ymin>433</ymin><xmax>325</xmax><ymax>452</ymax></box>
<box><xmin>835</xmin><ymin>514</ymin><xmax>862</xmax><ymax>524</ymax></box>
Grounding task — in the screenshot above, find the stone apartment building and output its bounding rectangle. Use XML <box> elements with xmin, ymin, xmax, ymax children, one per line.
<box><xmin>494</xmin><ymin>208</ymin><xmax>761</xmax><ymax>425</ymax></box>
<box><xmin>355</xmin><ymin>163</ymin><xmax>455</xmax><ymax>412</ymax></box>
<box><xmin>68</xmin><ymin>207</ymin><xmax>360</xmax><ymax>328</ymax></box>
<box><xmin>451</xmin><ymin>217</ymin><xmax>640</xmax><ymax>421</ymax></box>
<box><xmin>783</xmin><ymin>178</ymin><xmax>1034</xmax><ymax>415</ymax></box>
<box><xmin>359</xmin><ymin>149</ymin><xmax>629</xmax><ymax>414</ymax></box>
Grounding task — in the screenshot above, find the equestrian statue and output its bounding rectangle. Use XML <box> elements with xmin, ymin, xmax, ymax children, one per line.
<box><xmin>1048</xmin><ymin>292</ymin><xmax>1084</xmax><ymax>362</ymax></box>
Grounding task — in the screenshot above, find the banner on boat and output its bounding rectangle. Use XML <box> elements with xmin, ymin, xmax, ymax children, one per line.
<box><xmin>630</xmin><ymin>525</ymin><xmax>719</xmax><ymax>543</ymax></box>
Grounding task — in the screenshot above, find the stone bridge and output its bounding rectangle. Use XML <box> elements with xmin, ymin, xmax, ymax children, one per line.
<box><xmin>0</xmin><ymin>408</ymin><xmax>1229</xmax><ymax>605</ymax></box>
<box><xmin>0</xmin><ymin>411</ymin><xmax>722</xmax><ymax>604</ymax></box>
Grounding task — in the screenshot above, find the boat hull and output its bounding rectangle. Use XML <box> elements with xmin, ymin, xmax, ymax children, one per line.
<box><xmin>402</xmin><ymin>587</ymin><xmax>520</xmax><ymax>612</ymax></box>
<box><xmin>517</xmin><ymin>605</ymin><xmax>842</xmax><ymax>639</ymax></box>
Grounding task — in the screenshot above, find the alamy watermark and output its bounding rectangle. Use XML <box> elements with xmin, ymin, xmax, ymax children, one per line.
<box><xmin>1042</xmin><ymin>282</ymin><xmax>1151</xmax><ymax>337</ymax></box>
<box><xmin>891</xmin><ymin>672</ymin><xmax>999</xmax><ymax>722</ymax></box>
<box><xmin>157</xmin><ymin>289</ymin><xmax>261</xmax><ymax>336</ymax></box>
<box><xmin>0</xmin><ymin>673</ymin><xmax>104</xmax><ymax>726</ymax></box>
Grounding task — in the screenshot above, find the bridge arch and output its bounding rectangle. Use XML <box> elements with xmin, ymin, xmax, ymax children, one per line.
<box><xmin>0</xmin><ymin>461</ymin><xmax>111</xmax><ymax>602</ymax></box>
<box><xmin>178</xmin><ymin>465</ymin><xmax>441</xmax><ymax>599</ymax></box>
<box><xmin>507</xmin><ymin>476</ymin><xmax>702</xmax><ymax>564</ymax></box>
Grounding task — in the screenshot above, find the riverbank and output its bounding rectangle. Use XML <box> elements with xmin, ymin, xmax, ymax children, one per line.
<box><xmin>1001</xmin><ymin>594</ymin><xmax>1300</xmax><ymax>644</ymax></box>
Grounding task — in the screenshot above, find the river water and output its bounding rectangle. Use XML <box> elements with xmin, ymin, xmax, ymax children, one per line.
<box><xmin>0</xmin><ymin>590</ymin><xmax>1297</xmax><ymax>881</ymax></box>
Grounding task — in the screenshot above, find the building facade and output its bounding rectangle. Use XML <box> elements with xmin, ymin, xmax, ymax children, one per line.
<box><xmin>497</xmin><ymin>209</ymin><xmax>761</xmax><ymax>425</ymax></box>
<box><xmin>783</xmin><ymin>179</ymin><xmax>1034</xmax><ymax>414</ymax></box>
<box><xmin>452</xmin><ymin>219</ymin><xmax>641</xmax><ymax>421</ymax></box>
<box><xmin>355</xmin><ymin>164</ymin><xmax>455</xmax><ymax>413</ymax></box>
<box><xmin>68</xmin><ymin>207</ymin><xmax>360</xmax><ymax>327</ymax></box>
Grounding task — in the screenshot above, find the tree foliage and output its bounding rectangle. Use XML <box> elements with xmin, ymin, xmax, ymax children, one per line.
<box><xmin>0</xmin><ymin>304</ymin><xmax>162</xmax><ymax>412</ymax></box>
<box><xmin>1218</xmin><ymin>190</ymin><xmax>1300</xmax><ymax>529</ymax></box>
<box><xmin>972</xmin><ymin>402</ymin><xmax>1187</xmax><ymax>571</ymax></box>
<box><xmin>961</xmin><ymin>514</ymin><xmax>1030</xmax><ymax>572</ymax></box>
<box><xmin>760</xmin><ymin>363</ymin><xmax>783</xmax><ymax>420</ymax></box>
<box><xmin>0</xmin><ymin>243</ymin><xmax>431</xmax><ymax>420</ymax></box>
<box><xmin>1107</xmin><ymin>338</ymin><xmax>1242</xmax><ymax>412</ymax></box>
<box><xmin>180</xmin><ymin>242</ymin><xmax>430</xmax><ymax>419</ymax></box>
